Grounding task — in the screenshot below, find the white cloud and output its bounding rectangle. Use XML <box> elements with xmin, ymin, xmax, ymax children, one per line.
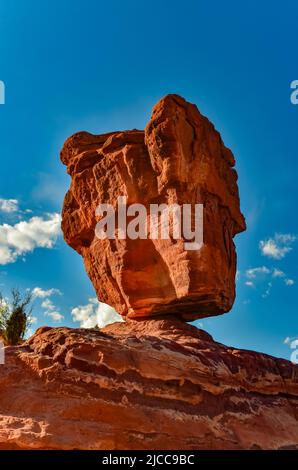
<box><xmin>272</xmin><ymin>268</ymin><xmax>285</xmax><ymax>278</ymax></box>
<box><xmin>41</xmin><ymin>298</ymin><xmax>55</xmax><ymax>310</ymax></box>
<box><xmin>45</xmin><ymin>311</ymin><xmax>64</xmax><ymax>322</ymax></box>
<box><xmin>262</xmin><ymin>282</ymin><xmax>272</xmax><ymax>298</ymax></box>
<box><xmin>275</xmin><ymin>234</ymin><xmax>296</xmax><ymax>243</ymax></box>
<box><xmin>0</xmin><ymin>213</ymin><xmax>61</xmax><ymax>265</ymax></box>
<box><xmin>42</xmin><ymin>299</ymin><xmax>64</xmax><ymax>322</ymax></box>
<box><xmin>71</xmin><ymin>298</ymin><xmax>123</xmax><ymax>328</ymax></box>
<box><xmin>0</xmin><ymin>198</ymin><xmax>19</xmax><ymax>213</ymax></box>
<box><xmin>245</xmin><ymin>266</ymin><xmax>293</xmax><ymax>283</ymax></box>
<box><xmin>259</xmin><ymin>233</ymin><xmax>296</xmax><ymax>259</ymax></box>
<box><xmin>284</xmin><ymin>336</ymin><xmax>298</xmax><ymax>345</ymax></box>
<box><xmin>244</xmin><ymin>266</ymin><xmax>294</xmax><ymax>297</ymax></box>
<box><xmin>31</xmin><ymin>286</ymin><xmax>64</xmax><ymax>323</ymax></box>
<box><xmin>0</xmin><ymin>245</ymin><xmax>14</xmax><ymax>265</ymax></box>
<box><xmin>32</xmin><ymin>287</ymin><xmax>62</xmax><ymax>299</ymax></box>
<box><xmin>246</xmin><ymin>266</ymin><xmax>270</xmax><ymax>279</ymax></box>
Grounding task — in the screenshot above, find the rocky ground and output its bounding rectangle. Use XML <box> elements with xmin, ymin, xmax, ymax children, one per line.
<box><xmin>0</xmin><ymin>318</ymin><xmax>297</xmax><ymax>449</ymax></box>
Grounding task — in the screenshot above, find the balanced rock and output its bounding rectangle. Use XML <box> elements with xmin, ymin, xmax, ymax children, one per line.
<box><xmin>0</xmin><ymin>321</ymin><xmax>297</xmax><ymax>450</ymax></box>
<box><xmin>61</xmin><ymin>95</ymin><xmax>246</xmax><ymax>320</ymax></box>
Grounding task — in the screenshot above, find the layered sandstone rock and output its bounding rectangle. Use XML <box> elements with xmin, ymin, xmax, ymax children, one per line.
<box><xmin>0</xmin><ymin>321</ymin><xmax>297</xmax><ymax>450</ymax></box>
<box><xmin>61</xmin><ymin>95</ymin><xmax>246</xmax><ymax>320</ymax></box>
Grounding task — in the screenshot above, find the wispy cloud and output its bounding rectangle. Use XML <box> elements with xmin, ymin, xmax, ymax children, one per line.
<box><xmin>32</xmin><ymin>287</ymin><xmax>62</xmax><ymax>299</ymax></box>
<box><xmin>246</xmin><ymin>266</ymin><xmax>270</xmax><ymax>278</ymax></box>
<box><xmin>245</xmin><ymin>266</ymin><xmax>294</xmax><ymax>285</ymax></box>
<box><xmin>244</xmin><ymin>265</ymin><xmax>295</xmax><ymax>298</ymax></box>
<box><xmin>0</xmin><ymin>198</ymin><xmax>19</xmax><ymax>213</ymax></box>
<box><xmin>31</xmin><ymin>286</ymin><xmax>64</xmax><ymax>323</ymax></box>
<box><xmin>44</xmin><ymin>310</ymin><xmax>64</xmax><ymax>322</ymax></box>
<box><xmin>71</xmin><ymin>297</ymin><xmax>123</xmax><ymax>328</ymax></box>
<box><xmin>259</xmin><ymin>233</ymin><xmax>296</xmax><ymax>259</ymax></box>
<box><xmin>284</xmin><ymin>336</ymin><xmax>298</xmax><ymax>345</ymax></box>
<box><xmin>262</xmin><ymin>282</ymin><xmax>272</xmax><ymax>298</ymax></box>
<box><xmin>272</xmin><ymin>268</ymin><xmax>285</xmax><ymax>278</ymax></box>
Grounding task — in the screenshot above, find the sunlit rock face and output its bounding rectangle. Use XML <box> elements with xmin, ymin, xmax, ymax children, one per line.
<box><xmin>61</xmin><ymin>94</ymin><xmax>246</xmax><ymax>320</ymax></box>
<box><xmin>0</xmin><ymin>321</ymin><xmax>297</xmax><ymax>450</ymax></box>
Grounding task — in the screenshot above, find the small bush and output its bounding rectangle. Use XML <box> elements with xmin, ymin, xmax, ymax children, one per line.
<box><xmin>0</xmin><ymin>289</ymin><xmax>32</xmax><ymax>345</ymax></box>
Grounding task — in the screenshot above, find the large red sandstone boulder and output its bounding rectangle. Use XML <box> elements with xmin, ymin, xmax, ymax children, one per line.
<box><xmin>0</xmin><ymin>321</ymin><xmax>297</xmax><ymax>450</ymax></box>
<box><xmin>61</xmin><ymin>95</ymin><xmax>246</xmax><ymax>320</ymax></box>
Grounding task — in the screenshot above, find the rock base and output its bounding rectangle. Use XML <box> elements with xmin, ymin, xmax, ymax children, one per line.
<box><xmin>0</xmin><ymin>319</ymin><xmax>297</xmax><ymax>449</ymax></box>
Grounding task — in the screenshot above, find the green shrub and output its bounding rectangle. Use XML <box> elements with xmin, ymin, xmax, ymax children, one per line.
<box><xmin>0</xmin><ymin>289</ymin><xmax>32</xmax><ymax>345</ymax></box>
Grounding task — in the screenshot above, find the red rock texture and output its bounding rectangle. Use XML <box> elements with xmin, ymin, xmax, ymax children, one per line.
<box><xmin>61</xmin><ymin>95</ymin><xmax>246</xmax><ymax>321</ymax></box>
<box><xmin>0</xmin><ymin>320</ymin><xmax>297</xmax><ymax>450</ymax></box>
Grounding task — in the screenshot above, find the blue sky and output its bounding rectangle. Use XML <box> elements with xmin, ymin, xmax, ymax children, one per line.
<box><xmin>0</xmin><ymin>0</ymin><xmax>297</xmax><ymax>359</ymax></box>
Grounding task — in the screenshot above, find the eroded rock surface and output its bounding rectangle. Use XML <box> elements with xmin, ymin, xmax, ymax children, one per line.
<box><xmin>61</xmin><ymin>95</ymin><xmax>246</xmax><ymax>320</ymax></box>
<box><xmin>0</xmin><ymin>320</ymin><xmax>297</xmax><ymax>450</ymax></box>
